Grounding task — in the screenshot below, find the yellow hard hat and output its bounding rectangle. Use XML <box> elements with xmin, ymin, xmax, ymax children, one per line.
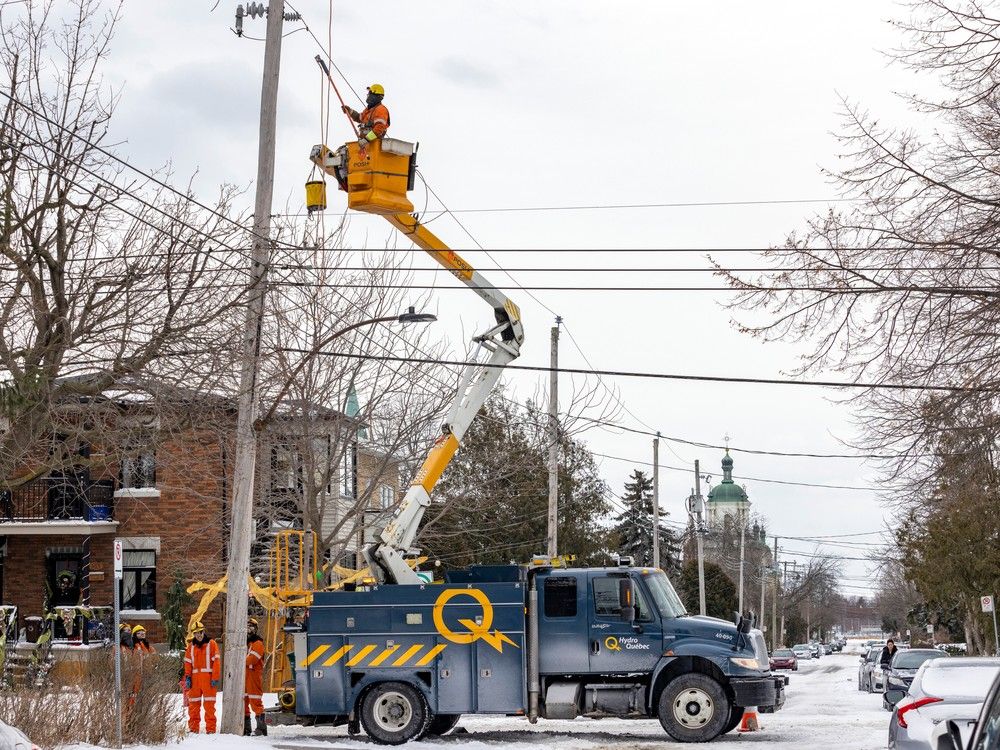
<box><xmin>119</xmin><ymin>622</ymin><xmax>130</xmax><ymax>631</ymax></box>
<box><xmin>368</xmin><ymin>83</ymin><xmax>385</xmax><ymax>96</ymax></box>
<box><xmin>190</xmin><ymin>620</ymin><xmax>205</xmax><ymax>634</ymax></box>
<box><xmin>131</xmin><ymin>625</ymin><xmax>146</xmax><ymax>636</ymax></box>
<box><xmin>248</xmin><ymin>617</ymin><xmax>259</xmax><ymax>628</ymax></box>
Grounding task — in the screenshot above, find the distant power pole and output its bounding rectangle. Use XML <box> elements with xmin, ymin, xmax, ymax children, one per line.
<box><xmin>772</xmin><ymin>535</ymin><xmax>779</xmax><ymax>650</ymax></box>
<box><xmin>546</xmin><ymin>317</ymin><xmax>561</xmax><ymax>558</ymax></box>
<box><xmin>651</xmin><ymin>433</ymin><xmax>660</xmax><ymax>569</ymax></box>
<box><xmin>694</xmin><ymin>460</ymin><xmax>706</xmax><ymax>616</ymax></box>
<box><xmin>221</xmin><ymin>0</ymin><xmax>285</xmax><ymax>735</ymax></box>
<box><xmin>737</xmin><ymin>521</ymin><xmax>745</xmax><ymax>615</ymax></box>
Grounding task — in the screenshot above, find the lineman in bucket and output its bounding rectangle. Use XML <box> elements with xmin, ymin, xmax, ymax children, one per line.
<box><xmin>183</xmin><ymin>622</ymin><xmax>221</xmax><ymax>733</ymax></box>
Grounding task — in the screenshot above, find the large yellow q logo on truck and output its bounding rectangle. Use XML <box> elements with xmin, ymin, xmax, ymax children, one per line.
<box><xmin>432</xmin><ymin>588</ymin><xmax>519</xmax><ymax>653</ymax></box>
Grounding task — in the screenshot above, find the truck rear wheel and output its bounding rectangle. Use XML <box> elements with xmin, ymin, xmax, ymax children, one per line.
<box><xmin>427</xmin><ymin>714</ymin><xmax>461</xmax><ymax>735</ymax></box>
<box><xmin>359</xmin><ymin>682</ymin><xmax>430</xmax><ymax>745</ymax></box>
<box><xmin>657</xmin><ymin>673</ymin><xmax>729</xmax><ymax>742</ymax></box>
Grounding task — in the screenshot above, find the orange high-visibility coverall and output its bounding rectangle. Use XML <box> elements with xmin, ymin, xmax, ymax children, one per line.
<box><xmin>244</xmin><ymin>634</ymin><xmax>266</xmax><ymax>718</ymax></box>
<box><xmin>184</xmin><ymin>638</ymin><xmax>221</xmax><ymax>733</ymax></box>
<box><xmin>347</xmin><ymin>103</ymin><xmax>390</xmax><ymax>139</ymax></box>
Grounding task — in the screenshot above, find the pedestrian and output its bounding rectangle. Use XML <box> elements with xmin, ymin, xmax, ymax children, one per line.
<box><xmin>244</xmin><ymin>617</ymin><xmax>267</xmax><ymax>736</ymax></box>
<box><xmin>119</xmin><ymin>622</ymin><xmax>133</xmax><ymax>650</ymax></box>
<box><xmin>183</xmin><ymin>621</ymin><xmax>220</xmax><ymax>733</ymax></box>
<box><xmin>342</xmin><ymin>84</ymin><xmax>389</xmax><ymax>145</ymax></box>
<box><xmin>131</xmin><ymin>625</ymin><xmax>155</xmax><ymax>654</ymax></box>
<box><xmin>879</xmin><ymin>638</ymin><xmax>898</xmax><ymax>668</ymax></box>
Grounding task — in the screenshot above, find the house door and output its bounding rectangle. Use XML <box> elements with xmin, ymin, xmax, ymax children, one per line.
<box><xmin>47</xmin><ymin>554</ymin><xmax>82</xmax><ymax>607</ymax></box>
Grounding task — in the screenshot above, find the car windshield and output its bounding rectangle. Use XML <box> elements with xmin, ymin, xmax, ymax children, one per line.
<box><xmin>793</xmin><ymin>644</ymin><xmax>810</xmax><ymax>650</ymax></box>
<box><xmin>894</xmin><ymin>651</ymin><xmax>947</xmax><ymax>669</ymax></box>
<box><xmin>642</xmin><ymin>571</ymin><xmax>687</xmax><ymax>618</ymax></box>
<box><xmin>774</xmin><ymin>649</ymin><xmax>794</xmax><ymax>657</ymax></box>
<box><xmin>868</xmin><ymin>647</ymin><xmax>883</xmax><ymax>659</ymax></box>
<box><xmin>921</xmin><ymin>665</ymin><xmax>1000</xmax><ymax>699</ymax></box>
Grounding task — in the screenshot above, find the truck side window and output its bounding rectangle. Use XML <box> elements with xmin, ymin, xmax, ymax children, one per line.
<box><xmin>544</xmin><ymin>576</ymin><xmax>577</xmax><ymax>618</ymax></box>
<box><xmin>593</xmin><ymin>577</ymin><xmax>622</xmax><ymax>617</ymax></box>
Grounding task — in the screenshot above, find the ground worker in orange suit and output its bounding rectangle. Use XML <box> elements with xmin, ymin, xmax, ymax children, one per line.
<box><xmin>244</xmin><ymin>618</ymin><xmax>267</xmax><ymax>736</ymax></box>
<box><xmin>183</xmin><ymin>622</ymin><xmax>221</xmax><ymax>733</ymax></box>
<box><xmin>343</xmin><ymin>84</ymin><xmax>389</xmax><ymax>144</ymax></box>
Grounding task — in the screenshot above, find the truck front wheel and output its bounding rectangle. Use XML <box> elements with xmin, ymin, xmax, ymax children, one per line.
<box><xmin>722</xmin><ymin>705</ymin><xmax>744</xmax><ymax>734</ymax></box>
<box><xmin>657</xmin><ymin>673</ymin><xmax>729</xmax><ymax>742</ymax></box>
<box><xmin>427</xmin><ymin>714</ymin><xmax>461</xmax><ymax>735</ymax></box>
<box><xmin>359</xmin><ymin>682</ymin><xmax>430</xmax><ymax>745</ymax></box>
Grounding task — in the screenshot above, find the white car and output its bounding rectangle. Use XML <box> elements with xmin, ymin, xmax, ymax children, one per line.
<box><xmin>792</xmin><ymin>643</ymin><xmax>813</xmax><ymax>659</ymax></box>
<box><xmin>0</xmin><ymin>721</ymin><xmax>37</xmax><ymax>750</ymax></box>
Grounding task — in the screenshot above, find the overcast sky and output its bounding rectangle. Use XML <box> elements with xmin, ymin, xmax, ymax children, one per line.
<box><xmin>88</xmin><ymin>0</ymin><xmax>929</xmax><ymax>601</ymax></box>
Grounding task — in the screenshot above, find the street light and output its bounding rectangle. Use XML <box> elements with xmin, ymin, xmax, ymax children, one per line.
<box><xmin>256</xmin><ymin>307</ymin><xmax>437</xmax><ymax>430</ymax></box>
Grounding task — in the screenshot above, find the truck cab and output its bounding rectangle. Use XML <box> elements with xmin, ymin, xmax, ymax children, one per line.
<box><xmin>535</xmin><ymin>565</ymin><xmax>782</xmax><ymax>740</ymax></box>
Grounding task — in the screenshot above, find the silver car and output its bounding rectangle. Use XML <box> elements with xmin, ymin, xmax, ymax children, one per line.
<box><xmin>860</xmin><ymin>645</ymin><xmax>883</xmax><ymax>691</ymax></box>
<box><xmin>886</xmin><ymin>657</ymin><xmax>1000</xmax><ymax>749</ymax></box>
<box><xmin>793</xmin><ymin>643</ymin><xmax>813</xmax><ymax>660</ymax></box>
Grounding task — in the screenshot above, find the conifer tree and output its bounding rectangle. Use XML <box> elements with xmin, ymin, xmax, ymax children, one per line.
<box><xmin>610</xmin><ymin>470</ymin><xmax>681</xmax><ymax>571</ymax></box>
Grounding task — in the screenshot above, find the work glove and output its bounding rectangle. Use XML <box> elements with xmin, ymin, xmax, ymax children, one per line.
<box><xmin>185</xmin><ymin>676</ymin><xmax>192</xmax><ymax>690</ymax></box>
<box><xmin>364</xmin><ymin>130</ymin><xmax>377</xmax><ymax>142</ymax></box>
<box><xmin>211</xmin><ymin>680</ymin><xmax>220</xmax><ymax>689</ymax></box>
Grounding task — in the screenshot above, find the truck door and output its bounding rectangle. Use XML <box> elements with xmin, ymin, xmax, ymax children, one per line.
<box><xmin>587</xmin><ymin>573</ymin><xmax>662</xmax><ymax>674</ymax></box>
<box><xmin>537</xmin><ymin>572</ymin><xmax>590</xmax><ymax>674</ymax></box>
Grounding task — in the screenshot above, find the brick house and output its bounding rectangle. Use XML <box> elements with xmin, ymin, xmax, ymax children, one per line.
<box><xmin>0</xmin><ymin>394</ymin><xmax>402</xmax><ymax>647</ymax></box>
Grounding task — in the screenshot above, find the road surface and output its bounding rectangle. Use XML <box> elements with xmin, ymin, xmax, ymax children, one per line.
<box><xmin>188</xmin><ymin>652</ymin><xmax>889</xmax><ymax>750</ymax></box>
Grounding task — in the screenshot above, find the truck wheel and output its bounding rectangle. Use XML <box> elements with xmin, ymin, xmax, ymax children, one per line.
<box><xmin>722</xmin><ymin>705</ymin><xmax>744</xmax><ymax>735</ymax></box>
<box><xmin>359</xmin><ymin>682</ymin><xmax>430</xmax><ymax>745</ymax></box>
<box><xmin>657</xmin><ymin>673</ymin><xmax>729</xmax><ymax>742</ymax></box>
<box><xmin>427</xmin><ymin>714</ymin><xmax>461</xmax><ymax>736</ymax></box>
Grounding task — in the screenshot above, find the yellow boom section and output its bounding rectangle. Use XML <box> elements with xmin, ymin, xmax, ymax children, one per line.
<box><xmin>309</xmin><ymin>137</ymin><xmax>524</xmax><ymax>583</ymax></box>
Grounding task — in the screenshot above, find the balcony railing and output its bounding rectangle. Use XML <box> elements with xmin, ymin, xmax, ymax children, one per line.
<box><xmin>0</xmin><ymin>476</ymin><xmax>115</xmax><ymax>522</ymax></box>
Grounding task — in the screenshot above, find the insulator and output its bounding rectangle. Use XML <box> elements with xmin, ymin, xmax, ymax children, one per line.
<box><xmin>245</xmin><ymin>2</ymin><xmax>266</xmax><ymax>19</ymax></box>
<box><xmin>283</xmin><ymin>11</ymin><xmax>302</xmax><ymax>21</ymax></box>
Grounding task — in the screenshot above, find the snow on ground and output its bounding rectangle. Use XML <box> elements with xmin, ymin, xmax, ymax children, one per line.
<box><xmin>79</xmin><ymin>654</ymin><xmax>892</xmax><ymax>750</ymax></box>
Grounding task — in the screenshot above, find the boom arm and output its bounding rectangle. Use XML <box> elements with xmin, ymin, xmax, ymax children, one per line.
<box><xmin>310</xmin><ymin>141</ymin><xmax>524</xmax><ymax>584</ymax></box>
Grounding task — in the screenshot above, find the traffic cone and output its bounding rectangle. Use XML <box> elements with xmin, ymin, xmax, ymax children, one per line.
<box><xmin>738</xmin><ymin>706</ymin><xmax>760</xmax><ymax>732</ymax></box>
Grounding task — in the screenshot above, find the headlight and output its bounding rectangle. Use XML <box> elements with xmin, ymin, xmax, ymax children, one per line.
<box><xmin>730</xmin><ymin>657</ymin><xmax>761</xmax><ymax>669</ymax></box>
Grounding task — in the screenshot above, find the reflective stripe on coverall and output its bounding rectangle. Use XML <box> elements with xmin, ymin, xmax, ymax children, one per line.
<box><xmin>184</xmin><ymin>638</ymin><xmax>221</xmax><ymax>733</ymax></box>
<box><xmin>244</xmin><ymin>636</ymin><xmax>266</xmax><ymax>717</ymax></box>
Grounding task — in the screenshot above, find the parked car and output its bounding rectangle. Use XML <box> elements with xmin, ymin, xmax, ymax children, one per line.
<box><xmin>793</xmin><ymin>643</ymin><xmax>814</xmax><ymax>660</ymax></box>
<box><xmin>860</xmin><ymin>645</ymin><xmax>884</xmax><ymax>692</ymax></box>
<box><xmin>809</xmin><ymin>642</ymin><xmax>822</xmax><ymax>658</ymax></box>
<box><xmin>770</xmin><ymin>648</ymin><xmax>798</xmax><ymax>671</ymax></box>
<box><xmin>822</xmin><ymin>642</ymin><xmax>834</xmax><ymax>655</ymax></box>
<box><xmin>832</xmin><ymin>641</ymin><xmax>844</xmax><ymax>653</ymax></box>
<box><xmin>931</xmin><ymin>663</ymin><xmax>1000</xmax><ymax>749</ymax></box>
<box><xmin>0</xmin><ymin>720</ymin><xmax>37</xmax><ymax>750</ymax></box>
<box><xmin>886</xmin><ymin>657</ymin><xmax>1000</xmax><ymax>749</ymax></box>
<box><xmin>883</xmin><ymin>649</ymin><xmax>952</xmax><ymax>706</ymax></box>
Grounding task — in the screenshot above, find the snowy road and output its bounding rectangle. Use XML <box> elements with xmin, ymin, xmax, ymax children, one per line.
<box><xmin>184</xmin><ymin>653</ymin><xmax>890</xmax><ymax>750</ymax></box>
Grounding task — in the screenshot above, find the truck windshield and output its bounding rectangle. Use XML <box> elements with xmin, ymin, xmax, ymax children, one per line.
<box><xmin>643</xmin><ymin>571</ymin><xmax>687</xmax><ymax>618</ymax></box>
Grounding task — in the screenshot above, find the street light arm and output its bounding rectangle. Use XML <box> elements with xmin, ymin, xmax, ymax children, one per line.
<box><xmin>255</xmin><ymin>314</ymin><xmax>399</xmax><ymax>431</ymax></box>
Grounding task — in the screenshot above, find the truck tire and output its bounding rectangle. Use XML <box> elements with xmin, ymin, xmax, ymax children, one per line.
<box><xmin>359</xmin><ymin>682</ymin><xmax>430</xmax><ymax>745</ymax></box>
<box><xmin>427</xmin><ymin>714</ymin><xmax>461</xmax><ymax>736</ymax></box>
<box><xmin>722</xmin><ymin>706</ymin><xmax>744</xmax><ymax>735</ymax></box>
<box><xmin>657</xmin><ymin>673</ymin><xmax>729</xmax><ymax>742</ymax></box>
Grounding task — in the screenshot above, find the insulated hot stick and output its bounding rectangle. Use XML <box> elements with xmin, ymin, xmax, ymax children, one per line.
<box><xmin>315</xmin><ymin>55</ymin><xmax>360</xmax><ymax>139</ymax></box>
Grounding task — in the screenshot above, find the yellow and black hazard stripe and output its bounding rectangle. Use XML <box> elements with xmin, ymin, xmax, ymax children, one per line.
<box><xmin>301</xmin><ymin>643</ymin><xmax>447</xmax><ymax>669</ymax></box>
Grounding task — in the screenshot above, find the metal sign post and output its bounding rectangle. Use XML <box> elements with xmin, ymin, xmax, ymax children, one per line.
<box><xmin>983</xmin><ymin>595</ymin><xmax>999</xmax><ymax>656</ymax></box>
<box><xmin>113</xmin><ymin>539</ymin><xmax>123</xmax><ymax>747</ymax></box>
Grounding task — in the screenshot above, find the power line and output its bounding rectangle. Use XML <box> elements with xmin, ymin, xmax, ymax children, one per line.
<box><xmin>285</xmin><ymin>349</ymin><xmax>993</xmax><ymax>394</ymax></box>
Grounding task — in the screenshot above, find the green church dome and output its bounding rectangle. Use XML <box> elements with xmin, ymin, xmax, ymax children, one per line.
<box><xmin>707</xmin><ymin>449</ymin><xmax>748</xmax><ymax>504</ymax></box>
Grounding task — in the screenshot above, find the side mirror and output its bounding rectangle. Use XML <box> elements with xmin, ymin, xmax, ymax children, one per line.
<box><xmin>884</xmin><ymin>689</ymin><xmax>906</xmax><ymax>708</ymax></box>
<box><xmin>618</xmin><ymin>578</ymin><xmax>636</xmax><ymax>622</ymax></box>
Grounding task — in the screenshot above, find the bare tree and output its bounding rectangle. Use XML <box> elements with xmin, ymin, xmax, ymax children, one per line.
<box><xmin>0</xmin><ymin>0</ymin><xmax>250</xmax><ymax>491</ymax></box>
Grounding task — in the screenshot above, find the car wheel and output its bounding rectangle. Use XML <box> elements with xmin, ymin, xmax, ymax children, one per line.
<box><xmin>866</xmin><ymin>677</ymin><xmax>873</xmax><ymax>693</ymax></box>
<box><xmin>426</xmin><ymin>714</ymin><xmax>460</xmax><ymax>736</ymax></box>
<box><xmin>657</xmin><ymin>673</ymin><xmax>729</xmax><ymax>742</ymax></box>
<box><xmin>359</xmin><ymin>682</ymin><xmax>430</xmax><ymax>745</ymax></box>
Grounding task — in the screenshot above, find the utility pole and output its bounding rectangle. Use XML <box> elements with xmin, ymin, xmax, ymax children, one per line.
<box><xmin>652</xmin><ymin>433</ymin><xmax>660</xmax><ymax>569</ymax></box>
<box><xmin>737</xmin><ymin>522</ymin><xmax>745</xmax><ymax>615</ymax></box>
<box><xmin>694</xmin><ymin>460</ymin><xmax>706</xmax><ymax>616</ymax></box>
<box><xmin>221</xmin><ymin>0</ymin><xmax>285</xmax><ymax>735</ymax></box>
<box><xmin>546</xmin><ymin>317</ymin><xmax>561</xmax><ymax>558</ymax></box>
<box><xmin>771</xmin><ymin>536</ymin><xmax>779</xmax><ymax>651</ymax></box>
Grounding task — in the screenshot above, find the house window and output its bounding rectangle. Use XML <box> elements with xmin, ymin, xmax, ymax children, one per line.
<box><xmin>120</xmin><ymin>550</ymin><xmax>156</xmax><ymax>611</ymax></box>
<box><xmin>271</xmin><ymin>444</ymin><xmax>299</xmax><ymax>491</ymax></box>
<box><xmin>340</xmin><ymin>444</ymin><xmax>357</xmax><ymax>498</ymax></box>
<box><xmin>379</xmin><ymin>484</ymin><xmax>394</xmax><ymax>510</ymax></box>
<box><xmin>121</xmin><ymin>446</ymin><xmax>156</xmax><ymax>490</ymax></box>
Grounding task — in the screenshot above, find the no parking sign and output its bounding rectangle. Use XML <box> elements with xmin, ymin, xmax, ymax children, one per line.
<box><xmin>983</xmin><ymin>595</ymin><xmax>994</xmax><ymax>613</ymax></box>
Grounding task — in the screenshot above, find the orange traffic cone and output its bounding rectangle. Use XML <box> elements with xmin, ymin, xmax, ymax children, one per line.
<box><xmin>738</xmin><ymin>706</ymin><xmax>760</xmax><ymax>732</ymax></box>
